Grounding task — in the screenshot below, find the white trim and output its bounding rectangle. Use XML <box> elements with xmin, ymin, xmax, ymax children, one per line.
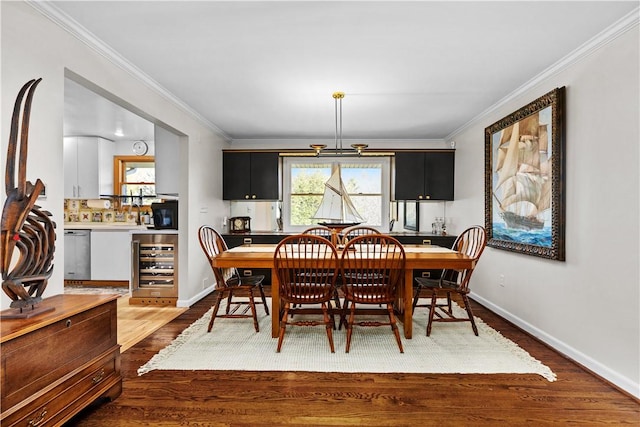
<box><xmin>470</xmin><ymin>292</ymin><xmax>640</xmax><ymax>399</ymax></box>
<box><xmin>27</xmin><ymin>0</ymin><xmax>232</xmax><ymax>142</ymax></box>
<box><xmin>446</xmin><ymin>7</ymin><xmax>640</xmax><ymax>141</ymax></box>
<box><xmin>177</xmin><ymin>285</ymin><xmax>216</xmax><ymax>308</ymax></box>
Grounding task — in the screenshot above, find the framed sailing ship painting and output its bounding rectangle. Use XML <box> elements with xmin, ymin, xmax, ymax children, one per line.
<box><xmin>484</xmin><ymin>87</ymin><xmax>566</xmax><ymax>261</ymax></box>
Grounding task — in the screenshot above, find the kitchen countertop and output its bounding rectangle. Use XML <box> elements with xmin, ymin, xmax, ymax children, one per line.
<box><xmin>64</xmin><ymin>223</ymin><xmax>179</xmax><ymax>235</ymax></box>
<box><xmin>64</xmin><ymin>222</ymin><xmax>147</xmax><ymax>231</ymax></box>
<box><xmin>222</xmin><ymin>230</ymin><xmax>450</xmax><ymax>237</ymax></box>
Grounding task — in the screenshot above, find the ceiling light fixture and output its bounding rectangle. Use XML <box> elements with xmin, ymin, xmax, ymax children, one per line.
<box><xmin>310</xmin><ymin>91</ymin><xmax>368</xmax><ymax>157</ymax></box>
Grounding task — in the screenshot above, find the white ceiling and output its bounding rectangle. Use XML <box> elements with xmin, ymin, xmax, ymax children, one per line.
<box><xmin>55</xmin><ymin>1</ymin><xmax>638</xmax><ymax>143</ymax></box>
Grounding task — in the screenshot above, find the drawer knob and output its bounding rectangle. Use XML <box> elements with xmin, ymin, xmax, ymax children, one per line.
<box><xmin>65</xmin><ymin>319</ymin><xmax>72</xmax><ymax>328</ymax></box>
<box><xmin>92</xmin><ymin>369</ymin><xmax>106</xmax><ymax>384</ymax></box>
<box><xmin>28</xmin><ymin>408</ymin><xmax>47</xmax><ymax>426</ymax></box>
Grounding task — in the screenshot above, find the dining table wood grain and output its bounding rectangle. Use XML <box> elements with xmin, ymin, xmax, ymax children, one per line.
<box><xmin>211</xmin><ymin>244</ymin><xmax>476</xmax><ymax>339</ymax></box>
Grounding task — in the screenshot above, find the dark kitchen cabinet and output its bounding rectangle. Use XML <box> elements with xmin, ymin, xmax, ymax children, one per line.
<box><xmin>222</xmin><ymin>233</ymin><xmax>288</xmax><ymax>286</ymax></box>
<box><xmin>393</xmin><ymin>233</ymin><xmax>457</xmax><ymax>281</ymax></box>
<box><xmin>223</xmin><ymin>152</ymin><xmax>279</xmax><ymax>200</ymax></box>
<box><xmin>395</xmin><ymin>151</ymin><xmax>455</xmax><ymax>201</ymax></box>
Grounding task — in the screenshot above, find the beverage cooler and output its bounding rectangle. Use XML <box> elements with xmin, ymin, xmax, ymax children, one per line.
<box><xmin>130</xmin><ymin>233</ymin><xmax>178</xmax><ymax>306</ymax></box>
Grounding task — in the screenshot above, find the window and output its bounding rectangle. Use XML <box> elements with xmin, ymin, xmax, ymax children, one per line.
<box><xmin>113</xmin><ymin>155</ymin><xmax>156</xmax><ymax>207</ymax></box>
<box><xmin>283</xmin><ymin>157</ymin><xmax>390</xmax><ymax>232</ymax></box>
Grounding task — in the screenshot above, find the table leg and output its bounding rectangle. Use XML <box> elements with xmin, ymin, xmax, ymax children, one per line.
<box><xmin>403</xmin><ymin>269</ymin><xmax>413</xmax><ymax>339</ymax></box>
<box><xmin>271</xmin><ymin>267</ymin><xmax>280</xmax><ymax>338</ymax></box>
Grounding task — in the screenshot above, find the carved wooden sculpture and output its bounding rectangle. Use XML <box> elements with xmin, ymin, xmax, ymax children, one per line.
<box><xmin>1</xmin><ymin>78</ymin><xmax>57</xmax><ymax>317</ymax></box>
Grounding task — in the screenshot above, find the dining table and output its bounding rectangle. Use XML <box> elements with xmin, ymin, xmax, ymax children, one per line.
<box><xmin>212</xmin><ymin>243</ymin><xmax>476</xmax><ymax>339</ymax></box>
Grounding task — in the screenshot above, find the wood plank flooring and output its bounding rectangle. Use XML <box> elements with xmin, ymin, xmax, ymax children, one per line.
<box><xmin>66</xmin><ymin>293</ymin><xmax>639</xmax><ymax>426</ymax></box>
<box><xmin>116</xmin><ymin>297</ymin><xmax>187</xmax><ymax>352</ymax></box>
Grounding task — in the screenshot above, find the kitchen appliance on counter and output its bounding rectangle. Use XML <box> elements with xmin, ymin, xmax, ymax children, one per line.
<box><xmin>130</xmin><ymin>233</ymin><xmax>178</xmax><ymax>306</ymax></box>
<box><xmin>151</xmin><ymin>200</ymin><xmax>178</xmax><ymax>230</ymax></box>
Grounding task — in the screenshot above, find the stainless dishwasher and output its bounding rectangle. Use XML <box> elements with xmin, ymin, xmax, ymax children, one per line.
<box><xmin>64</xmin><ymin>229</ymin><xmax>91</xmax><ymax>281</ymax></box>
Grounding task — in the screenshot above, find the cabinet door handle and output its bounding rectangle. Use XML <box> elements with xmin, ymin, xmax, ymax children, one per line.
<box><xmin>28</xmin><ymin>408</ymin><xmax>47</xmax><ymax>426</ymax></box>
<box><xmin>418</xmin><ymin>195</ymin><xmax>423</xmax><ymax>200</ymax></box>
<box><xmin>65</xmin><ymin>319</ymin><xmax>72</xmax><ymax>328</ymax></box>
<box><xmin>252</xmin><ymin>195</ymin><xmax>256</xmax><ymax>199</ymax></box>
<box><xmin>244</xmin><ymin>195</ymin><xmax>249</xmax><ymax>199</ymax></box>
<box><xmin>422</xmin><ymin>239</ymin><xmax>431</xmax><ymax>245</ymax></box>
<box><xmin>425</xmin><ymin>195</ymin><xmax>431</xmax><ymax>200</ymax></box>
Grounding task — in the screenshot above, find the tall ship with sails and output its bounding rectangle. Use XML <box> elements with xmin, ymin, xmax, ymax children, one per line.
<box><xmin>312</xmin><ymin>165</ymin><xmax>363</xmax><ymax>229</ymax></box>
<box><xmin>493</xmin><ymin>112</ymin><xmax>551</xmax><ymax>231</ymax></box>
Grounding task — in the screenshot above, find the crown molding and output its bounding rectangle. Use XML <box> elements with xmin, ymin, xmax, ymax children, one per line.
<box><xmin>27</xmin><ymin>0</ymin><xmax>232</xmax><ymax>142</ymax></box>
<box><xmin>446</xmin><ymin>6</ymin><xmax>640</xmax><ymax>141</ymax></box>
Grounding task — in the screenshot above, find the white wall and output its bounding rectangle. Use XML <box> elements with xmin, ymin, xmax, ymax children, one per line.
<box><xmin>448</xmin><ymin>26</ymin><xmax>639</xmax><ymax>397</ymax></box>
<box><xmin>1</xmin><ymin>1</ymin><xmax>229</xmax><ymax>309</ymax></box>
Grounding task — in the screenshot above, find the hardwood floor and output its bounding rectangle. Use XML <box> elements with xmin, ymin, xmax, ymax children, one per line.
<box><xmin>116</xmin><ymin>297</ymin><xmax>187</xmax><ymax>352</ymax></box>
<box><xmin>66</xmin><ymin>293</ymin><xmax>639</xmax><ymax>426</ymax></box>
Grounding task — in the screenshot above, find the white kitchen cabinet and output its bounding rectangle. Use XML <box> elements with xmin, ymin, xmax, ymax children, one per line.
<box><xmin>64</xmin><ymin>136</ymin><xmax>113</xmax><ymax>198</ymax></box>
<box><xmin>90</xmin><ymin>229</ymin><xmax>131</xmax><ymax>282</ymax></box>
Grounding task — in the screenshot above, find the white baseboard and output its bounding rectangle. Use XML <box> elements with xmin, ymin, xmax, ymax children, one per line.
<box><xmin>470</xmin><ymin>292</ymin><xmax>640</xmax><ymax>400</ymax></box>
<box><xmin>177</xmin><ymin>285</ymin><xmax>215</xmax><ymax>308</ymax></box>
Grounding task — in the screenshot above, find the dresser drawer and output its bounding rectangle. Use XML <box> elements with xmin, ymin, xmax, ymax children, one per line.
<box><xmin>1</xmin><ymin>299</ymin><xmax>117</xmax><ymax>410</ymax></box>
<box><xmin>1</xmin><ymin>347</ymin><xmax>121</xmax><ymax>426</ymax></box>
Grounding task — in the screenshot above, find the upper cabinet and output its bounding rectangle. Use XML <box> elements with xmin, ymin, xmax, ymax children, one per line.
<box><xmin>64</xmin><ymin>136</ymin><xmax>112</xmax><ymax>199</ymax></box>
<box><xmin>223</xmin><ymin>152</ymin><xmax>279</xmax><ymax>200</ymax></box>
<box><xmin>394</xmin><ymin>151</ymin><xmax>455</xmax><ymax>201</ymax></box>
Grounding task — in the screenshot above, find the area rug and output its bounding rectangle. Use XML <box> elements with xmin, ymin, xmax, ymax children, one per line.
<box><xmin>138</xmin><ymin>299</ymin><xmax>556</xmax><ymax>381</ymax></box>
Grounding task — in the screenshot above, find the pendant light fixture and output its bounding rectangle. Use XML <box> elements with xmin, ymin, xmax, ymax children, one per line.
<box><xmin>309</xmin><ymin>91</ymin><xmax>368</xmax><ymax>157</ymax></box>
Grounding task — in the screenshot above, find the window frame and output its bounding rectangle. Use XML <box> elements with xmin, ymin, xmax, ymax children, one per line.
<box><xmin>113</xmin><ymin>155</ymin><xmax>156</xmax><ymax>208</ymax></box>
<box><xmin>282</xmin><ymin>156</ymin><xmax>391</xmax><ymax>233</ymax></box>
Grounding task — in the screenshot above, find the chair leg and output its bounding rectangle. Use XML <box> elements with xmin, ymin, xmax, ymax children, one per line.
<box><xmin>258</xmin><ymin>284</ymin><xmax>269</xmax><ymax>315</ymax></box>
<box><xmin>412</xmin><ymin>284</ymin><xmax>421</xmax><ymax>314</ymax></box>
<box><xmin>276</xmin><ymin>303</ymin><xmax>290</xmax><ymax>352</ymax></box>
<box><xmin>207</xmin><ymin>291</ymin><xmax>225</xmax><ymax>332</ymax></box>
<box><xmin>461</xmin><ymin>293</ymin><xmax>479</xmax><ymax>336</ymax></box>
<box><xmin>345</xmin><ymin>301</ymin><xmax>356</xmax><ymax>353</ymax></box>
<box><xmin>247</xmin><ymin>290</ymin><xmax>259</xmax><ymax>333</ymax></box>
<box><xmin>322</xmin><ymin>302</ymin><xmax>335</xmax><ymax>353</ymax></box>
<box><xmin>446</xmin><ymin>292</ymin><xmax>453</xmax><ymax>314</ymax></box>
<box><xmin>225</xmin><ymin>291</ymin><xmax>233</xmax><ymax>314</ymax></box>
<box><xmin>426</xmin><ymin>291</ymin><xmax>437</xmax><ymax>337</ymax></box>
<box><xmin>333</xmin><ymin>289</ymin><xmax>345</xmax><ymax>330</ymax></box>
<box><xmin>387</xmin><ymin>304</ymin><xmax>404</xmax><ymax>353</ymax></box>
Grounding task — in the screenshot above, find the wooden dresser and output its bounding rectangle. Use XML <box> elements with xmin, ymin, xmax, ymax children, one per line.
<box><xmin>1</xmin><ymin>294</ymin><xmax>122</xmax><ymax>426</ymax></box>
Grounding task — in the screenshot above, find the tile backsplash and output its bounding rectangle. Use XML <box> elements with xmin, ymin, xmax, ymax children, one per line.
<box><xmin>64</xmin><ymin>198</ymin><xmax>142</xmax><ymax>224</ymax></box>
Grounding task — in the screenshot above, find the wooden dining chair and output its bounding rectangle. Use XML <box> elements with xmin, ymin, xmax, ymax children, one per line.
<box><xmin>198</xmin><ymin>225</ymin><xmax>269</xmax><ymax>333</ymax></box>
<box><xmin>273</xmin><ymin>234</ymin><xmax>339</xmax><ymax>352</ymax></box>
<box><xmin>303</xmin><ymin>225</ymin><xmax>337</xmax><ymax>245</ymax></box>
<box><xmin>341</xmin><ymin>234</ymin><xmax>405</xmax><ymax>353</ymax></box>
<box><xmin>412</xmin><ymin>225</ymin><xmax>487</xmax><ymax>336</ymax></box>
<box><xmin>339</xmin><ymin>225</ymin><xmax>381</xmax><ymax>245</ymax></box>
